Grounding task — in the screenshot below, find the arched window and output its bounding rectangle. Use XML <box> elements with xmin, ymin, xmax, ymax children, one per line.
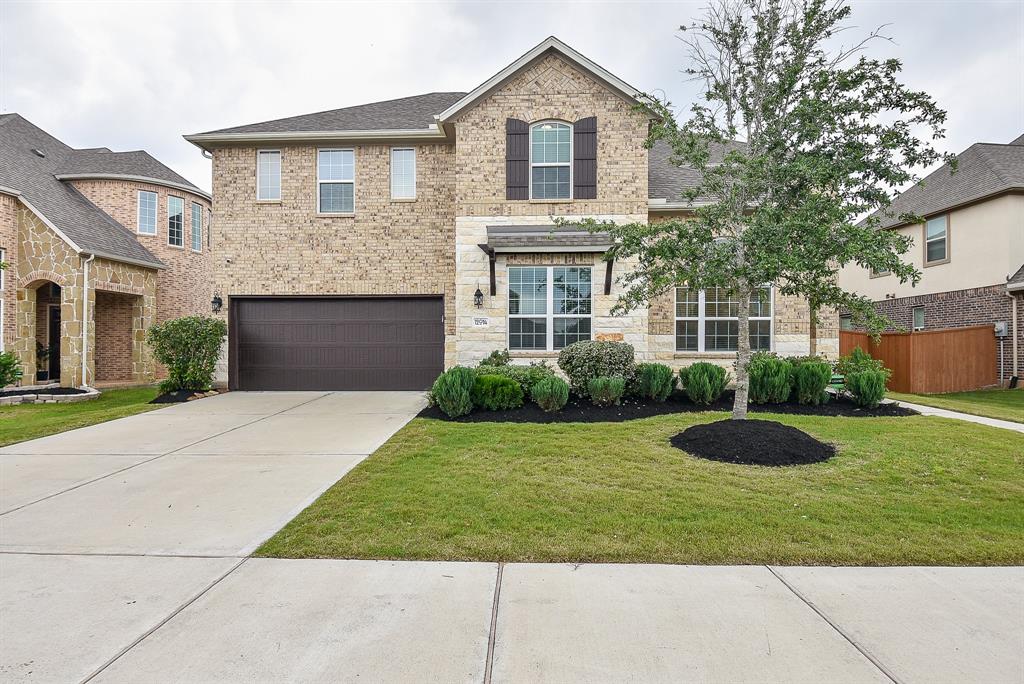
<box><xmin>530</xmin><ymin>121</ymin><xmax>571</xmax><ymax>199</ymax></box>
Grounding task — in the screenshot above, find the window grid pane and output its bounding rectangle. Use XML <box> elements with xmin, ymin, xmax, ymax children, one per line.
<box><xmin>554</xmin><ymin>317</ymin><xmax>591</xmax><ymax>349</ymax></box>
<box><xmin>531</xmin><ymin>123</ymin><xmax>570</xmax><ymax>163</ymax></box>
<box><xmin>531</xmin><ymin>166</ymin><xmax>570</xmax><ymax>200</ymax></box>
<box><xmin>509</xmin><ymin>318</ymin><xmax>547</xmax><ymax>350</ymax></box>
<box><xmin>257</xmin><ymin>151</ymin><xmax>281</xmax><ymax>200</ymax></box>
<box><xmin>749</xmin><ymin>320</ymin><xmax>771</xmax><ymax>350</ymax></box>
<box><xmin>191</xmin><ymin>203</ymin><xmax>202</xmax><ymax>251</ymax></box>
<box><xmin>705</xmin><ymin>319</ymin><xmax>739</xmax><ymax>351</ymax></box>
<box><xmin>675</xmin><ymin>287</ymin><xmax>698</xmax><ymax>318</ymax></box>
<box><xmin>391</xmin><ymin>148</ymin><xmax>416</xmax><ymax>199</ymax></box>
<box><xmin>553</xmin><ymin>267</ymin><xmax>591</xmax><ymax>315</ymax></box>
<box><xmin>167</xmin><ymin>197</ymin><xmax>183</xmax><ymax>247</ymax></box>
<box><xmin>676</xmin><ymin>287</ymin><xmax>773</xmax><ymax>352</ymax></box>
<box><xmin>319</xmin><ymin>183</ymin><xmax>354</xmax><ymax>213</ymax></box>
<box><xmin>509</xmin><ymin>267</ymin><xmax>547</xmax><ymax>316</ymax></box>
<box><xmin>318</xmin><ymin>149</ymin><xmax>354</xmax><ymax>181</ymax></box>
<box><xmin>138</xmin><ymin>191</ymin><xmax>157</xmax><ymax>235</ymax></box>
<box><xmin>675</xmin><ymin>320</ymin><xmax>698</xmax><ymax>351</ymax></box>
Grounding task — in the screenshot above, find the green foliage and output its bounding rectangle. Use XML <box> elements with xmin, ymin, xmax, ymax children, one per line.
<box><xmin>557</xmin><ymin>341</ymin><xmax>636</xmax><ymax>397</ymax></box>
<box><xmin>146</xmin><ymin>316</ymin><xmax>227</xmax><ymax>392</ymax></box>
<box><xmin>846</xmin><ymin>369</ymin><xmax>887</xmax><ymax>409</ymax></box>
<box><xmin>530</xmin><ymin>375</ymin><xmax>570</xmax><ymax>413</ymax></box>
<box><xmin>791</xmin><ymin>359</ymin><xmax>832</xmax><ymax>405</ymax></box>
<box><xmin>588</xmin><ymin>376</ymin><xmax>626</xmax><ymax>407</ymax></box>
<box><xmin>430</xmin><ymin>366</ymin><xmax>476</xmax><ymax>418</ymax></box>
<box><xmin>0</xmin><ymin>351</ymin><xmax>23</xmax><ymax>388</ymax></box>
<box><xmin>479</xmin><ymin>349</ymin><xmax>511</xmax><ymax>367</ymax></box>
<box><xmin>679</xmin><ymin>362</ymin><xmax>727</xmax><ymax>404</ymax></box>
<box><xmin>476</xmin><ymin>360</ymin><xmax>555</xmax><ymax>396</ymax></box>
<box><xmin>747</xmin><ymin>351</ymin><xmax>792</xmax><ymax>404</ymax></box>
<box><xmin>471</xmin><ymin>374</ymin><xmax>524</xmax><ymax>411</ymax></box>
<box><xmin>837</xmin><ymin>346</ymin><xmax>891</xmax><ymax>379</ymax></box>
<box><xmin>634</xmin><ymin>362</ymin><xmax>675</xmax><ymax>402</ymax></box>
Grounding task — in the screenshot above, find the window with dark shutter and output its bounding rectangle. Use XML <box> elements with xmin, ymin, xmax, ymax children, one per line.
<box><xmin>573</xmin><ymin>116</ymin><xmax>597</xmax><ymax>199</ymax></box>
<box><xmin>506</xmin><ymin>118</ymin><xmax>529</xmax><ymax>200</ymax></box>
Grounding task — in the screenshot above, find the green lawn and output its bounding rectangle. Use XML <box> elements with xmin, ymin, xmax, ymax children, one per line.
<box><xmin>0</xmin><ymin>386</ymin><xmax>160</xmax><ymax>447</ymax></box>
<box><xmin>888</xmin><ymin>389</ymin><xmax>1024</xmax><ymax>423</ymax></box>
<box><xmin>257</xmin><ymin>412</ymin><xmax>1024</xmax><ymax>566</ymax></box>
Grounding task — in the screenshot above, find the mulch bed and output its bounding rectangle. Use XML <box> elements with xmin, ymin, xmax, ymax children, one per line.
<box><xmin>418</xmin><ymin>390</ymin><xmax>918</xmax><ymax>424</ymax></box>
<box><xmin>670</xmin><ymin>419</ymin><xmax>836</xmax><ymax>467</ymax></box>
<box><xmin>0</xmin><ymin>387</ymin><xmax>88</xmax><ymax>397</ymax></box>
<box><xmin>150</xmin><ymin>390</ymin><xmax>221</xmax><ymax>404</ymax></box>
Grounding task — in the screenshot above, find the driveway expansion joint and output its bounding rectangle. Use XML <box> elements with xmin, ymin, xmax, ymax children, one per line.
<box><xmin>483</xmin><ymin>562</ymin><xmax>504</xmax><ymax>684</ymax></box>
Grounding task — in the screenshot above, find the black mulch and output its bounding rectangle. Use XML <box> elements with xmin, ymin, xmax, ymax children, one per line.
<box><xmin>418</xmin><ymin>390</ymin><xmax>918</xmax><ymax>424</ymax></box>
<box><xmin>670</xmin><ymin>419</ymin><xmax>836</xmax><ymax>467</ymax></box>
<box><xmin>151</xmin><ymin>390</ymin><xmax>207</xmax><ymax>404</ymax></box>
<box><xmin>0</xmin><ymin>387</ymin><xmax>87</xmax><ymax>397</ymax></box>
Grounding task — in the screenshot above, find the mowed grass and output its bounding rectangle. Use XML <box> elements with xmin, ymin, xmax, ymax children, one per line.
<box><xmin>889</xmin><ymin>389</ymin><xmax>1024</xmax><ymax>424</ymax></box>
<box><xmin>0</xmin><ymin>386</ymin><xmax>160</xmax><ymax>447</ymax></box>
<box><xmin>257</xmin><ymin>412</ymin><xmax>1024</xmax><ymax>566</ymax></box>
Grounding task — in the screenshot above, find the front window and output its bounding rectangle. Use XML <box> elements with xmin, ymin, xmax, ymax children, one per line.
<box><xmin>167</xmin><ymin>197</ymin><xmax>183</xmax><ymax>247</ymax></box>
<box><xmin>912</xmin><ymin>306</ymin><xmax>925</xmax><ymax>331</ymax></box>
<box><xmin>390</xmin><ymin>148</ymin><xmax>416</xmax><ymax>199</ymax></box>
<box><xmin>137</xmin><ymin>190</ymin><xmax>157</xmax><ymax>235</ymax></box>
<box><xmin>318</xmin><ymin>149</ymin><xmax>354</xmax><ymax>213</ymax></box>
<box><xmin>257</xmin><ymin>150</ymin><xmax>281</xmax><ymax>201</ymax></box>
<box><xmin>925</xmin><ymin>215</ymin><xmax>948</xmax><ymax>264</ymax></box>
<box><xmin>191</xmin><ymin>202</ymin><xmax>203</xmax><ymax>251</ymax></box>
<box><xmin>675</xmin><ymin>286</ymin><xmax>772</xmax><ymax>352</ymax></box>
<box><xmin>508</xmin><ymin>266</ymin><xmax>592</xmax><ymax>351</ymax></box>
<box><xmin>530</xmin><ymin>122</ymin><xmax>571</xmax><ymax>200</ymax></box>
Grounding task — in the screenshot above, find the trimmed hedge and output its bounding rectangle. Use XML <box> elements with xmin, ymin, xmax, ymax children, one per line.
<box><xmin>471</xmin><ymin>374</ymin><xmax>524</xmax><ymax>411</ymax></box>
<box><xmin>531</xmin><ymin>375</ymin><xmax>570</xmax><ymax>412</ymax></box>
<box><xmin>679</xmin><ymin>362</ymin><xmax>727</xmax><ymax>405</ymax></box>
<box><xmin>634</xmin><ymin>362</ymin><xmax>675</xmax><ymax>402</ymax></box>
<box><xmin>558</xmin><ymin>341</ymin><xmax>636</xmax><ymax>397</ymax></box>
<box><xmin>430</xmin><ymin>366</ymin><xmax>476</xmax><ymax>417</ymax></box>
<box><xmin>588</xmin><ymin>376</ymin><xmax>626</xmax><ymax>407</ymax></box>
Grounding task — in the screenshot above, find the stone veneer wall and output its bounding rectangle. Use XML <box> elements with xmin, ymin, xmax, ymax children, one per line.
<box><xmin>0</xmin><ymin>193</ymin><xmax>19</xmax><ymax>355</ymax></box>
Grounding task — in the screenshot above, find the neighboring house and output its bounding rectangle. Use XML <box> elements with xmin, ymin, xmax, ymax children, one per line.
<box><xmin>837</xmin><ymin>133</ymin><xmax>1024</xmax><ymax>383</ymax></box>
<box><xmin>185</xmin><ymin>36</ymin><xmax>836</xmax><ymax>391</ymax></box>
<box><xmin>0</xmin><ymin>114</ymin><xmax>212</xmax><ymax>387</ymax></box>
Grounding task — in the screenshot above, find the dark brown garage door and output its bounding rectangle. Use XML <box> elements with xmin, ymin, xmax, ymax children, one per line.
<box><xmin>231</xmin><ymin>297</ymin><xmax>444</xmax><ymax>391</ymax></box>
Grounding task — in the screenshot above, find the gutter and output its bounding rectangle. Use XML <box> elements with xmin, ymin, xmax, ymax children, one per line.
<box><xmin>55</xmin><ymin>173</ymin><xmax>212</xmax><ymax>202</ymax></box>
<box><xmin>183</xmin><ymin>125</ymin><xmax>449</xmax><ymax>151</ymax></box>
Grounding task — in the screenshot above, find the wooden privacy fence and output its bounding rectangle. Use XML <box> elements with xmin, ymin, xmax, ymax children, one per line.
<box><xmin>839</xmin><ymin>325</ymin><xmax>997</xmax><ymax>394</ymax></box>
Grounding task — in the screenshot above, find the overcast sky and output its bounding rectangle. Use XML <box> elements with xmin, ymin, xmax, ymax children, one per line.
<box><xmin>1</xmin><ymin>0</ymin><xmax>1021</xmax><ymax>193</ymax></box>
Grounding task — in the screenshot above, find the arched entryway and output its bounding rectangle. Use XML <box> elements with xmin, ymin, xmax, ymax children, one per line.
<box><xmin>33</xmin><ymin>281</ymin><xmax>62</xmax><ymax>382</ymax></box>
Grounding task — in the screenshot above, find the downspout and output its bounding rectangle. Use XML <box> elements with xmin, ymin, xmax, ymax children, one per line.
<box><xmin>1008</xmin><ymin>290</ymin><xmax>1019</xmax><ymax>380</ymax></box>
<box><xmin>81</xmin><ymin>253</ymin><xmax>95</xmax><ymax>388</ymax></box>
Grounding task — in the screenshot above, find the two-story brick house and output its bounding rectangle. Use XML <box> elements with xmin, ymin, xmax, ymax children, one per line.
<box><xmin>187</xmin><ymin>37</ymin><xmax>836</xmax><ymax>391</ymax></box>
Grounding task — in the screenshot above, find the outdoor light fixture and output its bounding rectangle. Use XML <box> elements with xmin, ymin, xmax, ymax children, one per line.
<box><xmin>211</xmin><ymin>295</ymin><xmax>223</xmax><ymax>313</ymax></box>
<box><xmin>473</xmin><ymin>287</ymin><xmax>484</xmax><ymax>308</ymax></box>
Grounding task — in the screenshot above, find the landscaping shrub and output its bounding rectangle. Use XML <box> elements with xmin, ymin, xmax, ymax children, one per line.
<box><xmin>0</xmin><ymin>351</ymin><xmax>22</xmax><ymax>388</ymax></box>
<box><xmin>430</xmin><ymin>366</ymin><xmax>476</xmax><ymax>417</ymax></box>
<box><xmin>557</xmin><ymin>340</ymin><xmax>636</xmax><ymax>397</ymax></box>
<box><xmin>471</xmin><ymin>374</ymin><xmax>524</xmax><ymax>411</ymax></box>
<box><xmin>845</xmin><ymin>369</ymin><xmax>888</xmax><ymax>409</ymax></box>
<box><xmin>478</xmin><ymin>360</ymin><xmax>555</xmax><ymax>396</ymax></box>
<box><xmin>479</xmin><ymin>349</ymin><xmax>511</xmax><ymax>367</ymax></box>
<box><xmin>747</xmin><ymin>351</ymin><xmax>792</xmax><ymax>404</ymax></box>
<box><xmin>791</xmin><ymin>359</ymin><xmax>832</xmax><ymax>405</ymax></box>
<box><xmin>678</xmin><ymin>362</ymin><xmax>728</xmax><ymax>405</ymax></box>
<box><xmin>588</xmin><ymin>376</ymin><xmax>626</xmax><ymax>407</ymax></box>
<box><xmin>531</xmin><ymin>375</ymin><xmax>570</xmax><ymax>413</ymax></box>
<box><xmin>634</xmin><ymin>362</ymin><xmax>675</xmax><ymax>402</ymax></box>
<box><xmin>146</xmin><ymin>316</ymin><xmax>227</xmax><ymax>392</ymax></box>
<box><xmin>836</xmin><ymin>346</ymin><xmax>891</xmax><ymax>378</ymax></box>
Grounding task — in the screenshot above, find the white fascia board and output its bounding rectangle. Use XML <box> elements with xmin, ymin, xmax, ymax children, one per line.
<box><xmin>184</xmin><ymin>125</ymin><xmax>448</xmax><ymax>149</ymax></box>
<box><xmin>55</xmin><ymin>174</ymin><xmax>212</xmax><ymax>202</ymax></box>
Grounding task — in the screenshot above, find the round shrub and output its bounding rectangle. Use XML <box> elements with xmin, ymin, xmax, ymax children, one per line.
<box><xmin>478</xmin><ymin>349</ymin><xmax>511</xmax><ymax>367</ymax></box>
<box><xmin>679</xmin><ymin>362</ymin><xmax>728</xmax><ymax>405</ymax></box>
<box><xmin>557</xmin><ymin>340</ymin><xmax>636</xmax><ymax>397</ymax></box>
<box><xmin>790</xmin><ymin>359</ymin><xmax>832</xmax><ymax>405</ymax></box>
<box><xmin>146</xmin><ymin>316</ymin><xmax>227</xmax><ymax>392</ymax></box>
<box><xmin>430</xmin><ymin>366</ymin><xmax>476</xmax><ymax>418</ymax></box>
<box><xmin>634</xmin><ymin>362</ymin><xmax>675</xmax><ymax>402</ymax></box>
<box><xmin>477</xmin><ymin>361</ymin><xmax>555</xmax><ymax>396</ymax></box>
<box><xmin>0</xmin><ymin>351</ymin><xmax>23</xmax><ymax>389</ymax></box>
<box><xmin>748</xmin><ymin>351</ymin><xmax>792</xmax><ymax>404</ymax></box>
<box><xmin>531</xmin><ymin>375</ymin><xmax>569</xmax><ymax>413</ymax></box>
<box><xmin>846</xmin><ymin>369</ymin><xmax>887</xmax><ymax>408</ymax></box>
<box><xmin>471</xmin><ymin>374</ymin><xmax>524</xmax><ymax>411</ymax></box>
<box><xmin>588</xmin><ymin>376</ymin><xmax>626</xmax><ymax>407</ymax></box>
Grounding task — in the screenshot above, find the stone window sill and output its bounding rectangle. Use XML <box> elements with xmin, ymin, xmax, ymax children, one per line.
<box><xmin>528</xmin><ymin>199</ymin><xmax>573</xmax><ymax>204</ymax></box>
<box><xmin>390</xmin><ymin>197</ymin><xmax>417</xmax><ymax>203</ymax></box>
<box><xmin>673</xmin><ymin>352</ymin><xmax>737</xmax><ymax>360</ymax></box>
<box><xmin>509</xmin><ymin>351</ymin><xmax>560</xmax><ymax>359</ymax></box>
<box><xmin>255</xmin><ymin>199</ymin><xmax>281</xmax><ymax>205</ymax></box>
<box><xmin>315</xmin><ymin>212</ymin><xmax>355</xmax><ymax>218</ymax></box>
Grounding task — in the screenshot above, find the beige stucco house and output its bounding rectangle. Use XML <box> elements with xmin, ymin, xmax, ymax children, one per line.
<box><xmin>0</xmin><ymin>114</ymin><xmax>212</xmax><ymax>388</ymax></box>
<box><xmin>186</xmin><ymin>37</ymin><xmax>836</xmax><ymax>391</ymax></box>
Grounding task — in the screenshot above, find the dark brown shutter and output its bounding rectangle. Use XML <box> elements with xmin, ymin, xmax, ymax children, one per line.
<box><xmin>573</xmin><ymin>116</ymin><xmax>597</xmax><ymax>199</ymax></box>
<box><xmin>506</xmin><ymin>118</ymin><xmax>529</xmax><ymax>200</ymax></box>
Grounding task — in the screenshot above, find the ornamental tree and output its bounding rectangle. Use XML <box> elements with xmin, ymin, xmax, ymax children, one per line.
<box><xmin>595</xmin><ymin>0</ymin><xmax>952</xmax><ymax>419</ymax></box>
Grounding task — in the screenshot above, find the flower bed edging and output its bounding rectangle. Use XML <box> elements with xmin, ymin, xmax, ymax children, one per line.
<box><xmin>0</xmin><ymin>384</ymin><xmax>100</xmax><ymax>406</ymax></box>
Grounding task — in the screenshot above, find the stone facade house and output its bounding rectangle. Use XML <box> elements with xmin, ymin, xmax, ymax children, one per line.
<box><xmin>186</xmin><ymin>37</ymin><xmax>836</xmax><ymax>391</ymax></box>
<box><xmin>0</xmin><ymin>114</ymin><xmax>212</xmax><ymax>387</ymax></box>
<box><xmin>837</xmin><ymin>133</ymin><xmax>1024</xmax><ymax>383</ymax></box>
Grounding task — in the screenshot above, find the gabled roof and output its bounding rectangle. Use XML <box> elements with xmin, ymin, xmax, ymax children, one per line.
<box><xmin>1008</xmin><ymin>264</ymin><xmax>1024</xmax><ymax>292</ymax></box>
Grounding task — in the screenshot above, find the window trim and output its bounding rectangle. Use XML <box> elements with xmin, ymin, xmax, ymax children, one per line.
<box><xmin>390</xmin><ymin>147</ymin><xmax>416</xmax><ymax>200</ymax></box>
<box><xmin>256</xmin><ymin>149</ymin><xmax>282</xmax><ymax>202</ymax></box>
<box><xmin>508</xmin><ymin>265</ymin><xmax>593</xmax><ymax>352</ymax></box>
<box><xmin>839</xmin><ymin>315</ymin><xmax>854</xmax><ymax>331</ymax></box>
<box><xmin>167</xmin><ymin>195</ymin><xmax>184</xmax><ymax>248</ymax></box>
<box><xmin>528</xmin><ymin>120</ymin><xmax>573</xmax><ymax>201</ymax></box>
<box><xmin>912</xmin><ymin>305</ymin><xmax>925</xmax><ymax>331</ymax></box>
<box><xmin>316</xmin><ymin>147</ymin><xmax>355</xmax><ymax>215</ymax></box>
<box><xmin>190</xmin><ymin>201</ymin><xmax>203</xmax><ymax>252</ymax></box>
<box><xmin>923</xmin><ymin>214</ymin><xmax>950</xmax><ymax>267</ymax></box>
<box><xmin>137</xmin><ymin>189</ymin><xmax>157</xmax><ymax>236</ymax></box>
<box><xmin>674</xmin><ymin>286</ymin><xmax>774</xmax><ymax>353</ymax></box>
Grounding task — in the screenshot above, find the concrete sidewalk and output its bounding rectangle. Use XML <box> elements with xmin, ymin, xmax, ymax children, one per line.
<box><xmin>894</xmin><ymin>400</ymin><xmax>1024</xmax><ymax>433</ymax></box>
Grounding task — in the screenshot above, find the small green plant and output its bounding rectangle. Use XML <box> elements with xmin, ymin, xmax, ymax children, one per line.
<box><xmin>477</xmin><ymin>360</ymin><xmax>555</xmax><ymax>396</ymax></box>
<box><xmin>588</xmin><ymin>376</ymin><xmax>626</xmax><ymax>407</ymax></box>
<box><xmin>471</xmin><ymin>374</ymin><xmax>524</xmax><ymax>411</ymax></box>
<box><xmin>634</xmin><ymin>362</ymin><xmax>675</xmax><ymax>402</ymax></box>
<box><xmin>836</xmin><ymin>346</ymin><xmax>891</xmax><ymax>378</ymax></box>
<box><xmin>479</xmin><ymin>349</ymin><xmax>511</xmax><ymax>367</ymax></box>
<box><xmin>0</xmin><ymin>351</ymin><xmax>23</xmax><ymax>388</ymax></box>
<box><xmin>430</xmin><ymin>366</ymin><xmax>476</xmax><ymax>417</ymax></box>
<box><xmin>846</xmin><ymin>369</ymin><xmax>887</xmax><ymax>408</ymax></box>
<box><xmin>146</xmin><ymin>316</ymin><xmax>227</xmax><ymax>392</ymax></box>
<box><xmin>558</xmin><ymin>340</ymin><xmax>636</xmax><ymax>397</ymax></box>
<box><xmin>531</xmin><ymin>375</ymin><xmax>570</xmax><ymax>412</ymax></box>
<box><xmin>791</xmin><ymin>359</ymin><xmax>832</xmax><ymax>405</ymax></box>
<box><xmin>748</xmin><ymin>351</ymin><xmax>792</xmax><ymax>404</ymax></box>
<box><xmin>679</xmin><ymin>362</ymin><xmax>727</xmax><ymax>405</ymax></box>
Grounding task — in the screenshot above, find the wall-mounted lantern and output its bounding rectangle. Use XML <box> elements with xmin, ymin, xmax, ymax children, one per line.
<box><xmin>473</xmin><ymin>287</ymin><xmax>484</xmax><ymax>308</ymax></box>
<box><xmin>211</xmin><ymin>295</ymin><xmax>223</xmax><ymax>313</ymax></box>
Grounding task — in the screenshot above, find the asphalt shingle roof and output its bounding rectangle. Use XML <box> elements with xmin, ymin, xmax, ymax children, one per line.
<box><xmin>56</xmin><ymin>148</ymin><xmax>201</xmax><ymax>192</ymax></box>
<box><xmin>647</xmin><ymin>138</ymin><xmax>748</xmax><ymax>204</ymax></box>
<box><xmin>485</xmin><ymin>225</ymin><xmax>612</xmax><ymax>251</ymax></box>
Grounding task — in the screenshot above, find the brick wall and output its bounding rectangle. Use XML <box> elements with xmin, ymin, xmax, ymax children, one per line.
<box><xmin>93</xmin><ymin>290</ymin><xmax>135</xmax><ymax>381</ymax></box>
<box><xmin>0</xmin><ymin>193</ymin><xmax>17</xmax><ymax>354</ymax></box>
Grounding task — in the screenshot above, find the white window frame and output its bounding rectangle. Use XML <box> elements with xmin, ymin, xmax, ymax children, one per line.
<box><xmin>390</xmin><ymin>147</ymin><xmax>416</xmax><ymax>200</ymax></box>
<box><xmin>674</xmin><ymin>286</ymin><xmax>774</xmax><ymax>353</ymax></box>
<box><xmin>167</xmin><ymin>196</ymin><xmax>184</xmax><ymax>248</ymax></box>
<box><xmin>190</xmin><ymin>202</ymin><xmax>203</xmax><ymax>252</ymax></box>
<box><xmin>137</xmin><ymin>190</ymin><xmax>157</xmax><ymax>235</ymax></box>
<box><xmin>256</xmin><ymin>149</ymin><xmax>281</xmax><ymax>201</ymax></box>
<box><xmin>912</xmin><ymin>306</ymin><xmax>925</xmax><ymax>331</ymax></box>
<box><xmin>528</xmin><ymin>121</ymin><xmax>572</xmax><ymax>200</ymax></box>
<box><xmin>924</xmin><ymin>214</ymin><xmax>949</xmax><ymax>265</ymax></box>
<box><xmin>317</xmin><ymin>148</ymin><xmax>355</xmax><ymax>214</ymax></box>
<box><xmin>508</xmin><ymin>265</ymin><xmax>593</xmax><ymax>351</ymax></box>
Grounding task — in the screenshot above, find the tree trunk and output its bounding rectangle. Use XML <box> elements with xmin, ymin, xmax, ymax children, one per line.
<box><xmin>808</xmin><ymin>304</ymin><xmax>818</xmax><ymax>357</ymax></box>
<box><xmin>732</xmin><ymin>282</ymin><xmax>752</xmax><ymax>419</ymax></box>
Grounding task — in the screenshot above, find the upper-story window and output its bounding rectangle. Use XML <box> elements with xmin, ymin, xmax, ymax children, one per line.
<box><xmin>318</xmin><ymin>149</ymin><xmax>355</xmax><ymax>214</ymax></box>
<box><xmin>137</xmin><ymin>190</ymin><xmax>157</xmax><ymax>235</ymax></box>
<box><xmin>257</xmin><ymin>150</ymin><xmax>281</xmax><ymax>201</ymax></box>
<box><xmin>391</xmin><ymin>148</ymin><xmax>416</xmax><ymax>200</ymax></box>
<box><xmin>924</xmin><ymin>215</ymin><xmax>948</xmax><ymax>264</ymax></box>
<box><xmin>530</xmin><ymin>121</ymin><xmax>571</xmax><ymax>200</ymax></box>
<box><xmin>191</xmin><ymin>202</ymin><xmax>203</xmax><ymax>252</ymax></box>
<box><xmin>167</xmin><ymin>196</ymin><xmax>184</xmax><ymax>247</ymax></box>
<box><xmin>675</xmin><ymin>286</ymin><xmax>772</xmax><ymax>352</ymax></box>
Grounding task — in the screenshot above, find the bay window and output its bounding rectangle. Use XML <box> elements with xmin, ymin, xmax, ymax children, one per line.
<box><xmin>509</xmin><ymin>266</ymin><xmax>592</xmax><ymax>350</ymax></box>
<box><xmin>675</xmin><ymin>286</ymin><xmax>772</xmax><ymax>352</ymax></box>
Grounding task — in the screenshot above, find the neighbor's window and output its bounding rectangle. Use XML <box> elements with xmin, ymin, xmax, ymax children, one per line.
<box><xmin>390</xmin><ymin>148</ymin><xmax>416</xmax><ymax>199</ymax></box>
<box><xmin>191</xmin><ymin>202</ymin><xmax>203</xmax><ymax>251</ymax></box>
<box><xmin>137</xmin><ymin>190</ymin><xmax>157</xmax><ymax>235</ymax></box>
<box><xmin>675</xmin><ymin>286</ymin><xmax>772</xmax><ymax>352</ymax></box>
<box><xmin>912</xmin><ymin>306</ymin><xmax>925</xmax><ymax>331</ymax></box>
<box><xmin>318</xmin><ymin>149</ymin><xmax>355</xmax><ymax>213</ymax></box>
<box><xmin>530</xmin><ymin>121</ymin><xmax>571</xmax><ymax>200</ymax></box>
<box><xmin>924</xmin><ymin>215</ymin><xmax>948</xmax><ymax>264</ymax></box>
<box><xmin>840</xmin><ymin>315</ymin><xmax>854</xmax><ymax>331</ymax></box>
<box><xmin>257</xmin><ymin>150</ymin><xmax>281</xmax><ymax>201</ymax></box>
<box><xmin>508</xmin><ymin>266</ymin><xmax>592</xmax><ymax>351</ymax></box>
<box><xmin>167</xmin><ymin>196</ymin><xmax>184</xmax><ymax>247</ymax></box>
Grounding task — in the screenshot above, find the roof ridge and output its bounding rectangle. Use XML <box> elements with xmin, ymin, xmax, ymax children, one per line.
<box><xmin>973</xmin><ymin>143</ymin><xmax>1012</xmax><ymax>186</ymax></box>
